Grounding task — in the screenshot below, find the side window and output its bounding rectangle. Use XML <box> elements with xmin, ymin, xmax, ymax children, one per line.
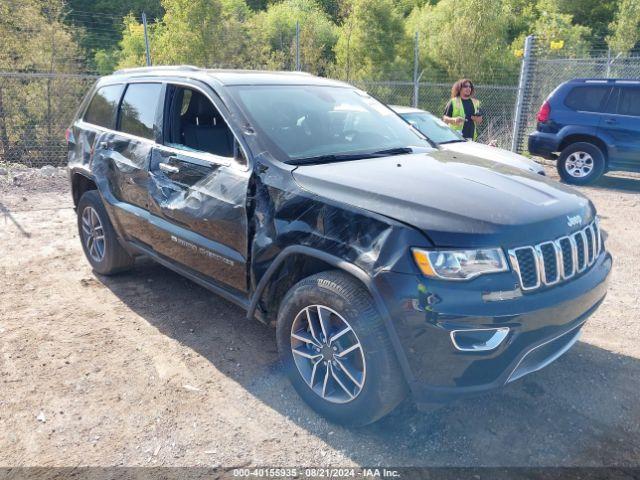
<box><xmin>83</xmin><ymin>84</ymin><xmax>124</xmax><ymax>129</ymax></box>
<box><xmin>617</xmin><ymin>87</ymin><xmax>640</xmax><ymax>117</ymax></box>
<box><xmin>603</xmin><ymin>88</ymin><xmax>620</xmax><ymax>114</ymax></box>
<box><xmin>165</xmin><ymin>85</ymin><xmax>237</xmax><ymax>160</ymax></box>
<box><xmin>564</xmin><ymin>86</ymin><xmax>611</xmax><ymax>113</ymax></box>
<box><xmin>118</xmin><ymin>83</ymin><xmax>162</xmax><ymax>140</ymax></box>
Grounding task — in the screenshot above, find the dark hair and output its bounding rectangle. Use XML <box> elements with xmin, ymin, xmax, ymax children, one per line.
<box><xmin>451</xmin><ymin>79</ymin><xmax>475</xmax><ymax>98</ymax></box>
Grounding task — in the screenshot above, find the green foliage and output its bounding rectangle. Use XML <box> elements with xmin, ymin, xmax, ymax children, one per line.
<box><xmin>117</xmin><ymin>0</ymin><xmax>253</xmax><ymax>69</ymax></box>
<box><xmin>608</xmin><ymin>0</ymin><xmax>640</xmax><ymax>53</ymax></box>
<box><xmin>334</xmin><ymin>0</ymin><xmax>407</xmax><ymax>80</ymax></box>
<box><xmin>513</xmin><ymin>0</ymin><xmax>592</xmax><ymax>58</ymax></box>
<box><xmin>394</xmin><ymin>0</ymin><xmax>433</xmax><ymax>17</ymax></box>
<box><xmin>315</xmin><ymin>0</ymin><xmax>342</xmax><ymax>23</ymax></box>
<box><xmin>94</xmin><ymin>49</ymin><xmax>121</xmax><ymax>75</ymax></box>
<box><xmin>555</xmin><ymin>0</ymin><xmax>617</xmax><ymax>41</ymax></box>
<box><xmin>0</xmin><ymin>0</ymin><xmax>88</xmax><ymax>165</ymax></box>
<box><xmin>250</xmin><ymin>0</ymin><xmax>337</xmax><ymax>73</ymax></box>
<box><xmin>116</xmin><ymin>14</ymin><xmax>149</xmax><ymax>69</ymax></box>
<box><xmin>96</xmin><ymin>0</ymin><xmax>629</xmax><ymax>80</ymax></box>
<box><xmin>501</xmin><ymin>0</ymin><xmax>539</xmax><ymax>43</ymax></box>
<box><xmin>64</xmin><ymin>0</ymin><xmax>163</xmax><ymax>72</ymax></box>
<box><xmin>406</xmin><ymin>0</ymin><xmax>518</xmax><ymax>83</ymax></box>
<box><xmin>1</xmin><ymin>0</ymin><xmax>82</xmax><ymax>73</ymax></box>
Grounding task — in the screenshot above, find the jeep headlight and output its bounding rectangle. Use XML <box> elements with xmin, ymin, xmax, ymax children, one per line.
<box><xmin>412</xmin><ymin>248</ymin><xmax>508</xmax><ymax>280</ymax></box>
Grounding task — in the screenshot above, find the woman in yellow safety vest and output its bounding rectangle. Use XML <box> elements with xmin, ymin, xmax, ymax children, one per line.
<box><xmin>442</xmin><ymin>78</ymin><xmax>483</xmax><ymax>140</ymax></box>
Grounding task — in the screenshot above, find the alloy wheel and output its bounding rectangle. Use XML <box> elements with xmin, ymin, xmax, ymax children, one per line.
<box><xmin>290</xmin><ymin>305</ymin><xmax>366</xmax><ymax>404</ymax></box>
<box><xmin>81</xmin><ymin>206</ymin><xmax>105</xmax><ymax>262</ymax></box>
<box><xmin>565</xmin><ymin>151</ymin><xmax>594</xmax><ymax>178</ymax></box>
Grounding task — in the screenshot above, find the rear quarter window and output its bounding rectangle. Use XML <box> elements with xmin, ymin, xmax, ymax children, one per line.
<box><xmin>564</xmin><ymin>86</ymin><xmax>611</xmax><ymax>113</ymax></box>
<box><xmin>118</xmin><ymin>83</ymin><xmax>163</xmax><ymax>140</ymax></box>
<box><xmin>83</xmin><ymin>84</ymin><xmax>124</xmax><ymax>129</ymax></box>
<box><xmin>617</xmin><ymin>87</ymin><xmax>640</xmax><ymax>116</ymax></box>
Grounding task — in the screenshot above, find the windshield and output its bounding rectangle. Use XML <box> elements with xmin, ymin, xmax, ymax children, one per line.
<box><xmin>228</xmin><ymin>85</ymin><xmax>432</xmax><ymax>163</ymax></box>
<box><xmin>400</xmin><ymin>111</ymin><xmax>464</xmax><ymax>144</ymax></box>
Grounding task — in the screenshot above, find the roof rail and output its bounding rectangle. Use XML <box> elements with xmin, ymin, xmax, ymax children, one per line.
<box><xmin>205</xmin><ymin>68</ymin><xmax>313</xmax><ymax>76</ymax></box>
<box><xmin>113</xmin><ymin>65</ymin><xmax>202</xmax><ymax>75</ymax></box>
<box><xmin>575</xmin><ymin>78</ymin><xmax>640</xmax><ymax>84</ymax></box>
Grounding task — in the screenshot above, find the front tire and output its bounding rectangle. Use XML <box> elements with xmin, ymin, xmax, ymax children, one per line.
<box><xmin>276</xmin><ymin>271</ymin><xmax>407</xmax><ymax>426</ymax></box>
<box><xmin>77</xmin><ymin>190</ymin><xmax>134</xmax><ymax>275</ymax></box>
<box><xmin>557</xmin><ymin>142</ymin><xmax>605</xmax><ymax>185</ymax></box>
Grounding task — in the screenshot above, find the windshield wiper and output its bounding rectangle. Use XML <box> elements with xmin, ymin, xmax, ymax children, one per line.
<box><xmin>291</xmin><ymin>147</ymin><xmax>413</xmax><ymax>165</ymax></box>
<box><xmin>438</xmin><ymin>139</ymin><xmax>465</xmax><ymax>144</ymax></box>
<box><xmin>369</xmin><ymin>147</ymin><xmax>414</xmax><ymax>156</ymax></box>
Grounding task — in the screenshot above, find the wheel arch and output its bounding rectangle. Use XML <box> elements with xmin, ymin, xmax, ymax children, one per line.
<box><xmin>559</xmin><ymin>134</ymin><xmax>608</xmax><ymax>164</ymax></box>
<box><xmin>71</xmin><ymin>171</ymin><xmax>98</xmax><ymax>209</ymax></box>
<box><xmin>248</xmin><ymin>246</ymin><xmax>416</xmax><ymax>386</ymax></box>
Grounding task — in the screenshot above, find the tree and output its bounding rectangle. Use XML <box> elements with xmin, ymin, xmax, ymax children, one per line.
<box><xmin>118</xmin><ymin>0</ymin><xmax>253</xmax><ymax>69</ymax></box>
<box><xmin>249</xmin><ymin>0</ymin><xmax>337</xmax><ymax>73</ymax></box>
<box><xmin>405</xmin><ymin>0</ymin><xmax>517</xmax><ymax>83</ymax></box>
<box><xmin>0</xmin><ymin>0</ymin><xmax>87</xmax><ymax>166</ymax></box>
<box><xmin>556</xmin><ymin>0</ymin><xmax>617</xmax><ymax>43</ymax></box>
<box><xmin>511</xmin><ymin>0</ymin><xmax>592</xmax><ymax>59</ymax></box>
<box><xmin>116</xmin><ymin>14</ymin><xmax>149</xmax><ymax>69</ymax></box>
<box><xmin>608</xmin><ymin>0</ymin><xmax>640</xmax><ymax>53</ymax></box>
<box><xmin>64</xmin><ymin>0</ymin><xmax>163</xmax><ymax>73</ymax></box>
<box><xmin>334</xmin><ymin>0</ymin><xmax>407</xmax><ymax>80</ymax></box>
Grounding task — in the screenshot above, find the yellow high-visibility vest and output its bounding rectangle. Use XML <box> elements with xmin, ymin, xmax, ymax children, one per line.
<box><xmin>450</xmin><ymin>96</ymin><xmax>480</xmax><ymax>140</ymax></box>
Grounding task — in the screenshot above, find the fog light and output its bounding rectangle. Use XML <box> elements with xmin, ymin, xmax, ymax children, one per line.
<box><xmin>450</xmin><ymin>327</ymin><xmax>509</xmax><ymax>352</ymax></box>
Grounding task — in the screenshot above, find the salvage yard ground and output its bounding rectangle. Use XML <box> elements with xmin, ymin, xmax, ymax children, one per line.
<box><xmin>0</xmin><ymin>163</ymin><xmax>639</xmax><ymax>467</ymax></box>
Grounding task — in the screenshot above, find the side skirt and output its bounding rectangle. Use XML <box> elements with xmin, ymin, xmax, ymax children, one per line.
<box><xmin>126</xmin><ymin>240</ymin><xmax>264</xmax><ymax>322</ymax></box>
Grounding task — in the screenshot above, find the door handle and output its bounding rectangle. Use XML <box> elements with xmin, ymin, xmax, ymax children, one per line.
<box><xmin>159</xmin><ymin>162</ymin><xmax>180</xmax><ymax>174</ymax></box>
<box><xmin>605</xmin><ymin>118</ymin><xmax>617</xmax><ymax>125</ymax></box>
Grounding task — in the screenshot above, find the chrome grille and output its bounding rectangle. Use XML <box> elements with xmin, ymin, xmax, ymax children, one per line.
<box><xmin>575</xmin><ymin>233</ymin><xmax>586</xmax><ymax>272</ymax></box>
<box><xmin>558</xmin><ymin>237</ymin><xmax>574</xmax><ymax>278</ymax></box>
<box><xmin>538</xmin><ymin>242</ymin><xmax>559</xmax><ymax>284</ymax></box>
<box><xmin>514</xmin><ymin>247</ymin><xmax>539</xmax><ymax>289</ymax></box>
<box><xmin>508</xmin><ymin>220</ymin><xmax>602</xmax><ymax>292</ymax></box>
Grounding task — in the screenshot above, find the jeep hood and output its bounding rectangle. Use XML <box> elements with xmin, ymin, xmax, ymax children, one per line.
<box><xmin>440</xmin><ymin>140</ymin><xmax>545</xmax><ymax>175</ymax></box>
<box><xmin>291</xmin><ymin>151</ymin><xmax>593</xmax><ymax>247</ymax></box>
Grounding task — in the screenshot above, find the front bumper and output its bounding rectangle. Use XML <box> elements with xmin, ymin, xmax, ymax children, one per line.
<box><xmin>375</xmin><ymin>250</ymin><xmax>612</xmax><ymax>404</ymax></box>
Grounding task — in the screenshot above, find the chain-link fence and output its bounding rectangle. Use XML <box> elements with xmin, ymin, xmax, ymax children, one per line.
<box><xmin>0</xmin><ymin>72</ymin><xmax>97</xmax><ymax>167</ymax></box>
<box><xmin>2</xmin><ymin>6</ymin><xmax>640</xmax><ymax>169</ymax></box>
<box><xmin>0</xmin><ymin>74</ymin><xmax>519</xmax><ymax>167</ymax></box>
<box><xmin>355</xmin><ymin>81</ymin><xmax>518</xmax><ymax>147</ymax></box>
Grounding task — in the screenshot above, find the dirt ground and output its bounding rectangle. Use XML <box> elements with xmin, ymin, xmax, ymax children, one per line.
<box><xmin>0</xmin><ymin>162</ymin><xmax>639</xmax><ymax>468</ymax></box>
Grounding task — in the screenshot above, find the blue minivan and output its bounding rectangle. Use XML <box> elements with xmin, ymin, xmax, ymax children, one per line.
<box><xmin>529</xmin><ymin>78</ymin><xmax>640</xmax><ymax>184</ymax></box>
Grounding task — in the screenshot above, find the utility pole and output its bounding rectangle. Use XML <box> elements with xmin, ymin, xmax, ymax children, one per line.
<box><xmin>413</xmin><ymin>31</ymin><xmax>419</xmax><ymax>108</ymax></box>
<box><xmin>142</xmin><ymin>12</ymin><xmax>151</xmax><ymax>67</ymax></box>
<box><xmin>295</xmin><ymin>21</ymin><xmax>301</xmax><ymax>71</ymax></box>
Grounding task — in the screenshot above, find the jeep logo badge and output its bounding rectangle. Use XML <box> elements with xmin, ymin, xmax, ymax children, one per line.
<box><xmin>567</xmin><ymin>215</ymin><xmax>582</xmax><ymax>227</ymax></box>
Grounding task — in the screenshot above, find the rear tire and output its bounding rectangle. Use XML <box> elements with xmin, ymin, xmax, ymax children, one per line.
<box><xmin>276</xmin><ymin>270</ymin><xmax>407</xmax><ymax>426</ymax></box>
<box><xmin>77</xmin><ymin>190</ymin><xmax>134</xmax><ymax>275</ymax></box>
<box><xmin>557</xmin><ymin>142</ymin><xmax>605</xmax><ymax>185</ymax></box>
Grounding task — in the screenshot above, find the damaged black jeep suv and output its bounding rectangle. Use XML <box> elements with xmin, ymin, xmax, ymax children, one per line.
<box><xmin>67</xmin><ymin>67</ymin><xmax>611</xmax><ymax>425</ymax></box>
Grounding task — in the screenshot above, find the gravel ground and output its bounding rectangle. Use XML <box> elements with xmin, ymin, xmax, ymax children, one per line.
<box><xmin>0</xmin><ymin>163</ymin><xmax>639</xmax><ymax>468</ymax></box>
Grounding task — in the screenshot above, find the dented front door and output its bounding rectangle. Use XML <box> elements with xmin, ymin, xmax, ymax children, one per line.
<box><xmin>147</xmin><ymin>148</ymin><xmax>250</xmax><ymax>293</ymax></box>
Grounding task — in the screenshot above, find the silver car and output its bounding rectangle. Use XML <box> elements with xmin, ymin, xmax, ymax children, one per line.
<box><xmin>391</xmin><ymin>105</ymin><xmax>545</xmax><ymax>175</ymax></box>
